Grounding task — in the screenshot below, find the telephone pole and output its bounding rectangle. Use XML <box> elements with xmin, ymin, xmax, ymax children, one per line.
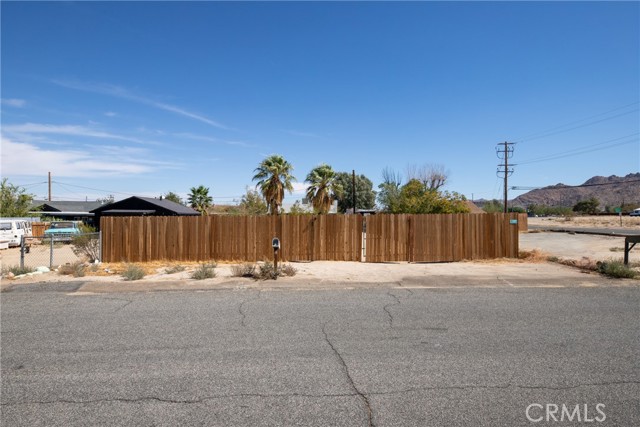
<box><xmin>496</xmin><ymin>142</ymin><xmax>514</xmax><ymax>213</ymax></box>
<box><xmin>48</xmin><ymin>172</ymin><xmax>52</xmax><ymax>202</ymax></box>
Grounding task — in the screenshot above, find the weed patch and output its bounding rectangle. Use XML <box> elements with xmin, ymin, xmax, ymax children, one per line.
<box><xmin>122</xmin><ymin>264</ymin><xmax>145</xmax><ymax>281</ymax></box>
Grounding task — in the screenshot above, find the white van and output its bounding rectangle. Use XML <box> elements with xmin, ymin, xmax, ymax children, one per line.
<box><xmin>0</xmin><ymin>220</ymin><xmax>33</xmax><ymax>247</ymax></box>
<box><xmin>630</xmin><ymin>208</ymin><xmax>640</xmax><ymax>217</ymax></box>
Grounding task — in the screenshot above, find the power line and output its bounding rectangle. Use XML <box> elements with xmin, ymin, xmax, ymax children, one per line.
<box><xmin>496</xmin><ymin>141</ymin><xmax>514</xmax><ymax>213</ymax></box>
<box><xmin>515</xmin><ymin>101</ymin><xmax>639</xmax><ymax>143</ymax></box>
<box><xmin>511</xmin><ymin>178</ymin><xmax>640</xmax><ymax>191</ymax></box>
<box><xmin>517</xmin><ymin>133</ymin><xmax>640</xmax><ymax>165</ymax></box>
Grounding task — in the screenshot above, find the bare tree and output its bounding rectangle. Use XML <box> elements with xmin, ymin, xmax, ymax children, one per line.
<box><xmin>405</xmin><ymin>163</ymin><xmax>448</xmax><ymax>190</ymax></box>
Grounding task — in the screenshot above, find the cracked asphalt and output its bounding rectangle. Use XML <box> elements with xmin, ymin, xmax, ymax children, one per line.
<box><xmin>1</xmin><ymin>283</ymin><xmax>639</xmax><ymax>426</ymax></box>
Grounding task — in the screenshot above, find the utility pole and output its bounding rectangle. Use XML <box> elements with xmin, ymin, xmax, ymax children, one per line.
<box><xmin>352</xmin><ymin>170</ymin><xmax>357</xmax><ymax>214</ymax></box>
<box><xmin>496</xmin><ymin>142</ymin><xmax>514</xmax><ymax>213</ymax></box>
<box><xmin>48</xmin><ymin>172</ymin><xmax>52</xmax><ymax>202</ymax></box>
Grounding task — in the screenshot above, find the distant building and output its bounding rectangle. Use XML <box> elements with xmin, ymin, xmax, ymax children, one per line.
<box><xmin>30</xmin><ymin>200</ymin><xmax>107</xmax><ymax>225</ymax></box>
<box><xmin>90</xmin><ymin>196</ymin><xmax>199</xmax><ymax>227</ymax></box>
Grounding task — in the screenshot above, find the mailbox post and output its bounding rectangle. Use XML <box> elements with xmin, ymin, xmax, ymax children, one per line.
<box><xmin>272</xmin><ymin>237</ymin><xmax>280</xmax><ymax>272</ymax></box>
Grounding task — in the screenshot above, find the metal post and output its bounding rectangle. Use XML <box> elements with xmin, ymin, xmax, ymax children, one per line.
<box><xmin>624</xmin><ymin>238</ymin><xmax>629</xmax><ymax>266</ymax></box>
<box><xmin>20</xmin><ymin>236</ymin><xmax>25</xmax><ymax>269</ymax></box>
<box><xmin>274</xmin><ymin>248</ymin><xmax>278</xmax><ymax>272</ymax></box>
<box><xmin>98</xmin><ymin>231</ymin><xmax>102</xmax><ymax>263</ymax></box>
<box><xmin>49</xmin><ymin>236</ymin><xmax>54</xmax><ymax>268</ymax></box>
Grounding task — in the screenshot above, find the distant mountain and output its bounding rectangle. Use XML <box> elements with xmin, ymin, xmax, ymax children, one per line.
<box><xmin>512</xmin><ymin>173</ymin><xmax>640</xmax><ymax>209</ymax></box>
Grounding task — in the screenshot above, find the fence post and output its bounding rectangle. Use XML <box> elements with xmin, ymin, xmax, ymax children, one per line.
<box><xmin>20</xmin><ymin>236</ymin><xmax>25</xmax><ymax>269</ymax></box>
<box><xmin>99</xmin><ymin>231</ymin><xmax>103</xmax><ymax>263</ymax></box>
<box><xmin>49</xmin><ymin>236</ymin><xmax>54</xmax><ymax>268</ymax></box>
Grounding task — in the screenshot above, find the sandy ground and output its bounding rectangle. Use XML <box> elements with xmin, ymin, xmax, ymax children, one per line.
<box><xmin>528</xmin><ymin>215</ymin><xmax>640</xmax><ymax>229</ymax></box>
<box><xmin>2</xmin><ymin>229</ymin><xmax>638</xmax><ymax>290</ymax></box>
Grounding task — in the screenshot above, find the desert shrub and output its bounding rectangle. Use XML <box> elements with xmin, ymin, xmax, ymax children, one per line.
<box><xmin>280</xmin><ymin>264</ymin><xmax>297</xmax><ymax>277</ymax></box>
<box><xmin>58</xmin><ymin>261</ymin><xmax>86</xmax><ymax>277</ymax></box>
<box><xmin>253</xmin><ymin>262</ymin><xmax>297</xmax><ymax>280</ymax></box>
<box><xmin>122</xmin><ymin>264</ymin><xmax>145</xmax><ymax>281</ymax></box>
<box><xmin>165</xmin><ymin>265</ymin><xmax>186</xmax><ymax>274</ymax></box>
<box><xmin>191</xmin><ymin>263</ymin><xmax>217</xmax><ymax>280</ymax></box>
<box><xmin>230</xmin><ymin>263</ymin><xmax>256</xmax><ymax>278</ymax></box>
<box><xmin>596</xmin><ymin>261</ymin><xmax>637</xmax><ymax>279</ymax></box>
<box><xmin>71</xmin><ymin>233</ymin><xmax>100</xmax><ymax>262</ymax></box>
<box><xmin>256</xmin><ymin>261</ymin><xmax>279</xmax><ymax>280</ymax></box>
<box><xmin>2</xmin><ymin>265</ymin><xmax>35</xmax><ymax>276</ymax></box>
<box><xmin>547</xmin><ymin>256</ymin><xmax>560</xmax><ymax>263</ymax></box>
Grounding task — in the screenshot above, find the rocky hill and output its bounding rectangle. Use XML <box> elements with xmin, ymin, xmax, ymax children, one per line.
<box><xmin>512</xmin><ymin>173</ymin><xmax>640</xmax><ymax>209</ymax></box>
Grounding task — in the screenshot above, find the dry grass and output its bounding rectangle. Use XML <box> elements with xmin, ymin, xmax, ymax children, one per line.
<box><xmin>518</xmin><ymin>249</ymin><xmax>551</xmax><ymax>263</ymax></box>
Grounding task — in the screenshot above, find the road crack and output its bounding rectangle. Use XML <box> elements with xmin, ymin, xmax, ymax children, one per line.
<box><xmin>383</xmin><ymin>291</ymin><xmax>401</xmax><ymax>328</ymax></box>
<box><xmin>101</xmin><ymin>297</ymin><xmax>133</xmax><ymax>312</ymax></box>
<box><xmin>238</xmin><ymin>290</ymin><xmax>261</xmax><ymax>327</ymax></box>
<box><xmin>322</xmin><ymin>322</ymin><xmax>375</xmax><ymax>427</ymax></box>
<box><xmin>1</xmin><ymin>391</ymin><xmax>358</xmax><ymax>407</ymax></box>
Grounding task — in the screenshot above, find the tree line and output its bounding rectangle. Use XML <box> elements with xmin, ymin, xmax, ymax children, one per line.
<box><xmin>171</xmin><ymin>155</ymin><xmax>469</xmax><ymax>215</ymax></box>
<box><xmin>0</xmin><ymin>156</ymin><xmax>470</xmax><ymax>217</ymax></box>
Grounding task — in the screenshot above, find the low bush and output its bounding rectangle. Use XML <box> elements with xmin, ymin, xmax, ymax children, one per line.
<box><xmin>230</xmin><ymin>263</ymin><xmax>256</xmax><ymax>278</ymax></box>
<box><xmin>191</xmin><ymin>263</ymin><xmax>217</xmax><ymax>280</ymax></box>
<box><xmin>165</xmin><ymin>265</ymin><xmax>186</xmax><ymax>274</ymax></box>
<box><xmin>596</xmin><ymin>260</ymin><xmax>637</xmax><ymax>279</ymax></box>
<box><xmin>280</xmin><ymin>264</ymin><xmax>297</xmax><ymax>277</ymax></box>
<box><xmin>256</xmin><ymin>261</ymin><xmax>278</xmax><ymax>280</ymax></box>
<box><xmin>254</xmin><ymin>261</ymin><xmax>297</xmax><ymax>280</ymax></box>
<box><xmin>122</xmin><ymin>264</ymin><xmax>145</xmax><ymax>281</ymax></box>
<box><xmin>58</xmin><ymin>261</ymin><xmax>86</xmax><ymax>277</ymax></box>
<box><xmin>2</xmin><ymin>265</ymin><xmax>35</xmax><ymax>277</ymax></box>
<box><xmin>71</xmin><ymin>234</ymin><xmax>100</xmax><ymax>262</ymax></box>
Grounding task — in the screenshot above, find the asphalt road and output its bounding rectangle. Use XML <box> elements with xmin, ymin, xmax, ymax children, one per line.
<box><xmin>2</xmin><ymin>283</ymin><xmax>639</xmax><ymax>426</ymax></box>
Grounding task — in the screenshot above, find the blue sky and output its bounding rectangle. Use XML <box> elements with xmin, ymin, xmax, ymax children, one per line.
<box><xmin>1</xmin><ymin>1</ymin><xmax>638</xmax><ymax>205</ymax></box>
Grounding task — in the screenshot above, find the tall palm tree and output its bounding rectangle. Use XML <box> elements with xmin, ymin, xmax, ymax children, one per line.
<box><xmin>187</xmin><ymin>185</ymin><xmax>213</xmax><ymax>215</ymax></box>
<box><xmin>305</xmin><ymin>164</ymin><xmax>343</xmax><ymax>214</ymax></box>
<box><xmin>252</xmin><ymin>155</ymin><xmax>295</xmax><ymax>215</ymax></box>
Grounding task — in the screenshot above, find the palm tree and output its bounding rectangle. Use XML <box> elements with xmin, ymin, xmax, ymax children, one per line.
<box><xmin>252</xmin><ymin>155</ymin><xmax>295</xmax><ymax>215</ymax></box>
<box><xmin>305</xmin><ymin>164</ymin><xmax>343</xmax><ymax>214</ymax></box>
<box><xmin>187</xmin><ymin>185</ymin><xmax>213</xmax><ymax>215</ymax></box>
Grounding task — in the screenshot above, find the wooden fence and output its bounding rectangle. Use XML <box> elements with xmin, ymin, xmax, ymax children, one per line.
<box><xmin>31</xmin><ymin>222</ymin><xmax>49</xmax><ymax>237</ymax></box>
<box><xmin>100</xmin><ymin>215</ymin><xmax>363</xmax><ymax>263</ymax></box>
<box><xmin>101</xmin><ymin>213</ymin><xmax>522</xmax><ymax>263</ymax></box>
<box><xmin>365</xmin><ymin>213</ymin><xmax>520</xmax><ymax>262</ymax></box>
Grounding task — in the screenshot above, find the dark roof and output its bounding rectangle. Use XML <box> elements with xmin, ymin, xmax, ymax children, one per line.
<box><xmin>31</xmin><ymin>200</ymin><xmax>107</xmax><ymax>213</ymax></box>
<box><xmin>90</xmin><ymin>196</ymin><xmax>199</xmax><ymax>216</ymax></box>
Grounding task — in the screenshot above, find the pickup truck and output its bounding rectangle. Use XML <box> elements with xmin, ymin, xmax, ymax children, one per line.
<box><xmin>43</xmin><ymin>221</ymin><xmax>82</xmax><ymax>242</ymax></box>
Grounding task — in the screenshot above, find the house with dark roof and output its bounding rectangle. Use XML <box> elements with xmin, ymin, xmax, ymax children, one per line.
<box><xmin>90</xmin><ymin>196</ymin><xmax>199</xmax><ymax>228</ymax></box>
<box><xmin>30</xmin><ymin>200</ymin><xmax>109</xmax><ymax>225</ymax></box>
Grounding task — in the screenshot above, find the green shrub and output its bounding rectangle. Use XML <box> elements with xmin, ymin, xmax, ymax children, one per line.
<box><xmin>71</xmin><ymin>234</ymin><xmax>100</xmax><ymax>262</ymax></box>
<box><xmin>122</xmin><ymin>264</ymin><xmax>145</xmax><ymax>281</ymax></box>
<box><xmin>191</xmin><ymin>263</ymin><xmax>217</xmax><ymax>280</ymax></box>
<box><xmin>2</xmin><ymin>265</ymin><xmax>35</xmax><ymax>276</ymax></box>
<box><xmin>165</xmin><ymin>265</ymin><xmax>186</xmax><ymax>274</ymax></box>
<box><xmin>230</xmin><ymin>263</ymin><xmax>256</xmax><ymax>278</ymax></box>
<box><xmin>256</xmin><ymin>261</ymin><xmax>278</xmax><ymax>280</ymax></box>
<box><xmin>596</xmin><ymin>261</ymin><xmax>637</xmax><ymax>279</ymax></box>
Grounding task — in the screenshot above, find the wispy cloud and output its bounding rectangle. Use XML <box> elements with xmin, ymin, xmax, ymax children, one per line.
<box><xmin>1</xmin><ymin>137</ymin><xmax>158</xmax><ymax>177</ymax></box>
<box><xmin>1</xmin><ymin>98</ymin><xmax>26</xmax><ymax>107</ymax></box>
<box><xmin>3</xmin><ymin>122</ymin><xmax>158</xmax><ymax>145</ymax></box>
<box><xmin>104</xmin><ymin>111</ymin><xmax>117</xmax><ymax>117</ymax></box>
<box><xmin>173</xmin><ymin>132</ymin><xmax>254</xmax><ymax>148</ymax></box>
<box><xmin>284</xmin><ymin>129</ymin><xmax>321</xmax><ymax>138</ymax></box>
<box><xmin>52</xmin><ymin>80</ymin><xmax>230</xmax><ymax>130</ymax></box>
